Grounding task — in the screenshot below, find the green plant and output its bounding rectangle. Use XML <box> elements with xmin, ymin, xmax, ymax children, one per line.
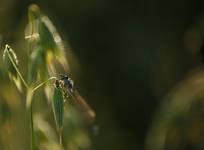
<box><xmin>2</xmin><ymin>4</ymin><xmax>95</xmax><ymax>150</ymax></box>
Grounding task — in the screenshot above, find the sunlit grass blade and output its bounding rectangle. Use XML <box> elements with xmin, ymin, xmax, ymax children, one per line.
<box><xmin>39</xmin><ymin>15</ymin><xmax>68</xmax><ymax>70</ymax></box>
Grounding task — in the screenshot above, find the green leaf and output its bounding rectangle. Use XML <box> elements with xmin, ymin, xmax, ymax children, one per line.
<box><xmin>3</xmin><ymin>44</ymin><xmax>22</xmax><ymax>91</ymax></box>
<box><xmin>52</xmin><ymin>86</ymin><xmax>64</xmax><ymax>131</ymax></box>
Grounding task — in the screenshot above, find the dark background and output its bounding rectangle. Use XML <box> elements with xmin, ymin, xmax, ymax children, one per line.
<box><xmin>1</xmin><ymin>0</ymin><xmax>204</xmax><ymax>150</ymax></box>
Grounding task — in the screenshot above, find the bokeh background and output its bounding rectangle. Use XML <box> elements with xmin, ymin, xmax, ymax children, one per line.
<box><xmin>1</xmin><ymin>0</ymin><xmax>204</xmax><ymax>150</ymax></box>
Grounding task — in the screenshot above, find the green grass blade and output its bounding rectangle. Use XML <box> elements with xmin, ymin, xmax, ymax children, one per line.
<box><xmin>52</xmin><ymin>85</ymin><xmax>64</xmax><ymax>144</ymax></box>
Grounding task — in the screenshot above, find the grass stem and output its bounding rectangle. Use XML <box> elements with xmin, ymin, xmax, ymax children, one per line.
<box><xmin>31</xmin><ymin>76</ymin><xmax>57</xmax><ymax>93</ymax></box>
<box><xmin>30</xmin><ymin>103</ymin><xmax>35</xmax><ymax>150</ymax></box>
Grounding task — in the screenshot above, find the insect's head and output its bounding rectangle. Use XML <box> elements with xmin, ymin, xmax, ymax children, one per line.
<box><xmin>58</xmin><ymin>74</ymin><xmax>74</xmax><ymax>92</ymax></box>
<box><xmin>59</xmin><ymin>74</ymin><xmax>68</xmax><ymax>80</ymax></box>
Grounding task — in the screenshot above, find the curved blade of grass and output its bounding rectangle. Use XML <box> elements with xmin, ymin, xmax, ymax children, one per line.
<box><xmin>39</xmin><ymin>16</ymin><xmax>68</xmax><ymax>70</ymax></box>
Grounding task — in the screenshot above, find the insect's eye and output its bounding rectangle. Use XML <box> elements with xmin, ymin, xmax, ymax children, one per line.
<box><xmin>59</xmin><ymin>74</ymin><xmax>68</xmax><ymax>80</ymax></box>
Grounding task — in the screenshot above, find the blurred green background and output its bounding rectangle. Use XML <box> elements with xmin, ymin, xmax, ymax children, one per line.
<box><xmin>1</xmin><ymin>0</ymin><xmax>204</xmax><ymax>150</ymax></box>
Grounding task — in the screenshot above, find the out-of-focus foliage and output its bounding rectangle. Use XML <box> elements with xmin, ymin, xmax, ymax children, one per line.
<box><xmin>25</xmin><ymin>4</ymin><xmax>68</xmax><ymax>87</ymax></box>
<box><xmin>1</xmin><ymin>0</ymin><xmax>204</xmax><ymax>150</ymax></box>
<box><xmin>63</xmin><ymin>105</ymin><xmax>92</xmax><ymax>150</ymax></box>
<box><xmin>0</xmin><ymin>3</ymin><xmax>94</xmax><ymax>150</ymax></box>
<box><xmin>146</xmin><ymin>69</ymin><xmax>204</xmax><ymax>150</ymax></box>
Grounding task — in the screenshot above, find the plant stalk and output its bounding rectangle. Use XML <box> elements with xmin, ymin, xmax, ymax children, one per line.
<box><xmin>31</xmin><ymin>76</ymin><xmax>57</xmax><ymax>93</ymax></box>
<box><xmin>6</xmin><ymin>47</ymin><xmax>58</xmax><ymax>150</ymax></box>
<box><xmin>6</xmin><ymin>48</ymin><xmax>35</xmax><ymax>150</ymax></box>
<box><xmin>59</xmin><ymin>128</ymin><xmax>62</xmax><ymax>145</ymax></box>
<box><xmin>30</xmin><ymin>102</ymin><xmax>35</xmax><ymax>150</ymax></box>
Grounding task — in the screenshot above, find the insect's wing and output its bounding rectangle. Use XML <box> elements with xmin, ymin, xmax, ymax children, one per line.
<box><xmin>70</xmin><ymin>90</ymin><xmax>96</xmax><ymax>123</ymax></box>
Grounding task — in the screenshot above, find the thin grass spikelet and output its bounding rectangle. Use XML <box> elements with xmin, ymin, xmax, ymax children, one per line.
<box><xmin>3</xmin><ymin>44</ymin><xmax>22</xmax><ymax>91</ymax></box>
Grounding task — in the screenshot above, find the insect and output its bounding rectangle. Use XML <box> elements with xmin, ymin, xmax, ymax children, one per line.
<box><xmin>57</xmin><ymin>74</ymin><xmax>96</xmax><ymax>122</ymax></box>
<box><xmin>59</xmin><ymin>74</ymin><xmax>74</xmax><ymax>92</ymax></box>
